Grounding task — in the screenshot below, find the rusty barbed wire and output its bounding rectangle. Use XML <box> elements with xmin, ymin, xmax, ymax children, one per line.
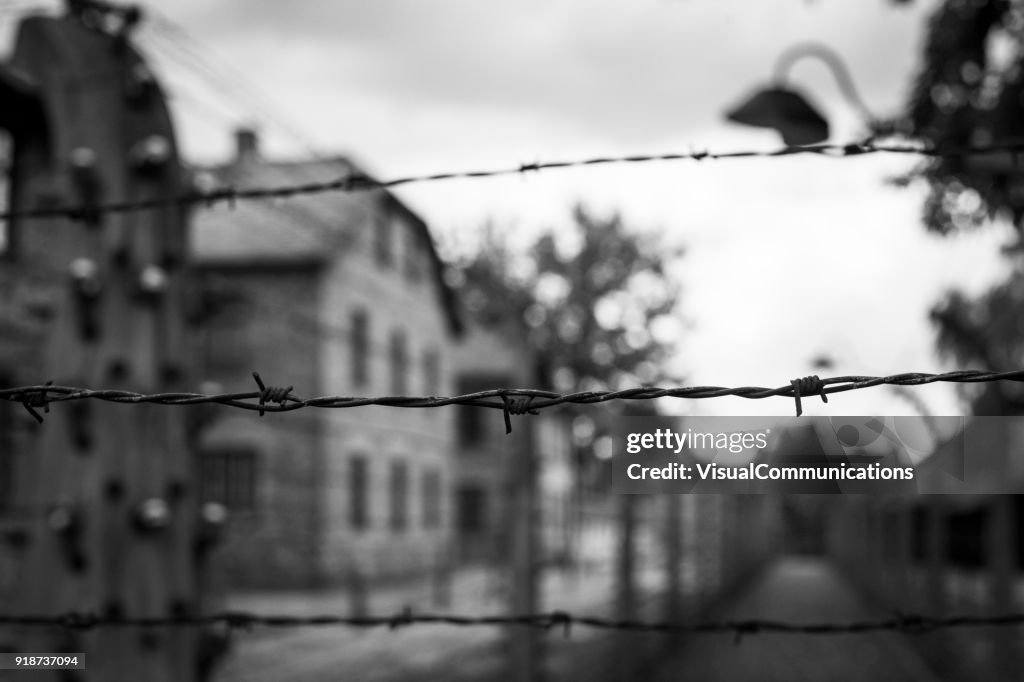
<box><xmin>2</xmin><ymin>369</ymin><xmax>1023</xmax><ymax>424</ymax></box>
<box><xmin>2</xmin><ymin>609</ymin><xmax>1023</xmax><ymax>637</ymax></box>
<box><xmin>5</xmin><ymin>139</ymin><xmax>1024</xmax><ymax>222</ymax></box>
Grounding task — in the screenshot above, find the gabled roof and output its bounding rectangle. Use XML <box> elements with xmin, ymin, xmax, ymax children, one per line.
<box><xmin>190</xmin><ymin>156</ymin><xmax>368</xmax><ymax>265</ymax></box>
<box><xmin>189</xmin><ymin>152</ymin><xmax>463</xmax><ymax>334</ymax></box>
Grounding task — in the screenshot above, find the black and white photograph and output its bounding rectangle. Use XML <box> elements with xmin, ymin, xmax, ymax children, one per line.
<box><xmin>2</xmin><ymin>0</ymin><xmax>1024</xmax><ymax>680</ymax></box>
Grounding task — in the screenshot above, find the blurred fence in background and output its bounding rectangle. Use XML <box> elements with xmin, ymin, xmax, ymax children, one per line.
<box><xmin>206</xmin><ymin>492</ymin><xmax>782</xmax><ymax>682</ymax></box>
<box><xmin>5</xmin><ymin>5</ymin><xmax>1024</xmax><ymax>681</ymax></box>
<box><xmin>828</xmin><ymin>495</ymin><xmax>1024</xmax><ymax>682</ymax></box>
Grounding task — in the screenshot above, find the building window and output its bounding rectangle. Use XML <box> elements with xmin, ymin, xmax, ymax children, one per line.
<box><xmin>350</xmin><ymin>455</ymin><xmax>369</xmax><ymax>531</ymax></box>
<box><xmin>389</xmin><ymin>460</ymin><xmax>408</xmax><ymax>532</ymax></box>
<box><xmin>390</xmin><ymin>330</ymin><xmax>407</xmax><ymax>395</ymax></box>
<box><xmin>404</xmin><ymin>230</ymin><xmax>423</xmax><ymax>282</ymax></box>
<box><xmin>422</xmin><ymin>469</ymin><xmax>442</xmax><ymax>529</ymax></box>
<box><xmin>457</xmin><ymin>405</ymin><xmax>484</xmax><ymax>448</ymax></box>
<box><xmin>200</xmin><ymin>280</ymin><xmax>253</xmax><ymax>375</ymax></box>
<box><xmin>423</xmin><ymin>350</ymin><xmax>440</xmax><ymax>395</ymax></box>
<box><xmin>374</xmin><ymin>213</ymin><xmax>392</xmax><ymax>267</ymax></box>
<box><xmin>456</xmin><ymin>486</ymin><xmax>487</xmax><ymax>536</ymax></box>
<box><xmin>457</xmin><ymin>375</ymin><xmax>510</xmax><ymax>448</ymax></box>
<box><xmin>351</xmin><ymin>309</ymin><xmax>369</xmax><ymax>388</ymax></box>
<box><xmin>198</xmin><ymin>447</ymin><xmax>257</xmax><ymax>512</ymax></box>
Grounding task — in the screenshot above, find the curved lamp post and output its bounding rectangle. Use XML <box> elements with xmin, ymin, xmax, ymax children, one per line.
<box><xmin>724</xmin><ymin>42</ymin><xmax>876</xmax><ymax>145</ymax></box>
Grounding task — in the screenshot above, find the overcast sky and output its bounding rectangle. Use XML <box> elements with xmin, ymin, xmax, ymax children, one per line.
<box><xmin>2</xmin><ymin>0</ymin><xmax>1015</xmax><ymax>419</ymax></box>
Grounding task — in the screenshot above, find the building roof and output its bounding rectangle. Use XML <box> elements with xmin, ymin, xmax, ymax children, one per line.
<box><xmin>190</xmin><ymin>155</ymin><xmax>364</xmax><ymax>265</ymax></box>
<box><xmin>189</xmin><ymin>135</ymin><xmax>463</xmax><ymax>334</ymax></box>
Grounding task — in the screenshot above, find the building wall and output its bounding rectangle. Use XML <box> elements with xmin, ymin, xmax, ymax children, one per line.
<box><xmin>317</xmin><ymin>191</ymin><xmax>459</xmax><ymax>582</ymax></box>
<box><xmin>194</xmin><ymin>264</ymin><xmax>326</xmax><ymax>588</ymax></box>
<box><xmin>450</xmin><ymin>321</ymin><xmax>576</xmax><ymax>566</ymax></box>
<box><xmin>451</xmin><ymin>322</ymin><xmax>530</xmax><ymax>562</ymax></box>
<box><xmin>535</xmin><ymin>414</ymin><xmax>574</xmax><ymax>564</ymax></box>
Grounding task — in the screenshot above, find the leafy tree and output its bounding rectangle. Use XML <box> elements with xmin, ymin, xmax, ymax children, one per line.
<box><xmin>449</xmin><ymin>203</ymin><xmax>684</xmax><ymax>397</ymax></box>
<box><xmin>887</xmin><ymin>0</ymin><xmax>1024</xmax><ymax>411</ymax></box>
<box><xmin>930</xmin><ymin>276</ymin><xmax>1023</xmax><ymax>370</ymax></box>
<box><xmin>448</xmin><ymin>204</ymin><xmax>683</xmax><ymax>491</ymax></box>
<box><xmin>887</xmin><ymin>0</ymin><xmax>1024</xmax><ymax>234</ymax></box>
<box><xmin>928</xmin><ymin>265</ymin><xmax>1024</xmax><ymax>412</ymax></box>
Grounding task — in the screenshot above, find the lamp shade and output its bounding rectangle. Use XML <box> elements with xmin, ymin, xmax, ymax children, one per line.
<box><xmin>725</xmin><ymin>86</ymin><xmax>830</xmax><ymax>146</ymax></box>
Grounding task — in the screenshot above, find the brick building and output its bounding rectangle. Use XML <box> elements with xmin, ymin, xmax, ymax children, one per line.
<box><xmin>191</xmin><ymin>130</ymin><xmax>463</xmax><ymax>588</ymax></box>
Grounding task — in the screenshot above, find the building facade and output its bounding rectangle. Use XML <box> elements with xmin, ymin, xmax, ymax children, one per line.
<box><xmin>452</xmin><ymin>318</ymin><xmax>575</xmax><ymax>566</ymax></box>
<box><xmin>191</xmin><ymin>130</ymin><xmax>463</xmax><ymax>588</ymax></box>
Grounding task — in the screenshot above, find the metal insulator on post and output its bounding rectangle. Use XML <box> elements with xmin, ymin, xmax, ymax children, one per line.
<box><xmin>134</xmin><ymin>497</ymin><xmax>172</xmax><ymax>533</ymax></box>
<box><xmin>1</xmin><ymin>5</ymin><xmax>201</xmax><ymax>678</ymax></box>
<box><xmin>129</xmin><ymin>134</ymin><xmax>172</xmax><ymax>175</ymax></box>
<box><xmin>136</xmin><ymin>263</ymin><xmax>169</xmax><ymax>301</ymax></box>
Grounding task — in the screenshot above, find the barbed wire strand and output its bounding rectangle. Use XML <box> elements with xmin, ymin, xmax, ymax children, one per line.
<box><xmin>2</xmin><ymin>609</ymin><xmax>1023</xmax><ymax>637</ymax></box>
<box><xmin>5</xmin><ymin>139</ymin><xmax>1024</xmax><ymax>223</ymax></box>
<box><xmin>2</xmin><ymin>369</ymin><xmax>1023</xmax><ymax>425</ymax></box>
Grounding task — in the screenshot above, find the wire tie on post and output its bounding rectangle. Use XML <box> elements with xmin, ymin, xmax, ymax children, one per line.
<box><xmin>389</xmin><ymin>606</ymin><xmax>414</xmax><ymax>630</ymax></box>
<box><xmin>892</xmin><ymin>610</ymin><xmax>927</xmax><ymax>634</ymax></box>
<box><xmin>501</xmin><ymin>394</ymin><xmax>538</xmax><ymax>435</ymax></box>
<box><xmin>733</xmin><ymin>621</ymin><xmax>758</xmax><ymax>644</ymax></box>
<box><xmin>21</xmin><ymin>380</ymin><xmax>54</xmax><ymax>424</ymax></box>
<box><xmin>61</xmin><ymin>612</ymin><xmax>98</xmax><ymax>630</ymax></box>
<box><xmin>892</xmin><ymin>609</ymin><xmax>908</xmax><ymax>631</ymax></box>
<box><xmin>518</xmin><ymin>161</ymin><xmax>540</xmax><ymax>174</ymax></box>
<box><xmin>252</xmin><ymin>372</ymin><xmax>293</xmax><ymax>416</ymax></box>
<box><xmin>223</xmin><ymin>611</ymin><xmax>255</xmax><ymax>634</ymax></box>
<box><xmin>80</xmin><ymin>207</ymin><xmax>103</xmax><ymax>226</ymax></box>
<box><xmin>789</xmin><ymin>375</ymin><xmax>827</xmax><ymax>417</ymax></box>
<box><xmin>546</xmin><ymin>611</ymin><xmax>573</xmax><ymax>639</ymax></box>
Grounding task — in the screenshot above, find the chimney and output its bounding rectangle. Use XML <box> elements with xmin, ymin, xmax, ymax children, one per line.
<box><xmin>234</xmin><ymin>127</ymin><xmax>259</xmax><ymax>164</ymax></box>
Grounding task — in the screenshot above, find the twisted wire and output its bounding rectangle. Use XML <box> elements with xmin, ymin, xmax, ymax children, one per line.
<box><xmin>0</xmin><ymin>369</ymin><xmax>1020</xmax><ymax>421</ymax></box>
<box><xmin>1</xmin><ymin>609</ymin><xmax>1022</xmax><ymax>637</ymax></box>
<box><xmin>4</xmin><ymin>139</ymin><xmax>1024</xmax><ymax>222</ymax></box>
